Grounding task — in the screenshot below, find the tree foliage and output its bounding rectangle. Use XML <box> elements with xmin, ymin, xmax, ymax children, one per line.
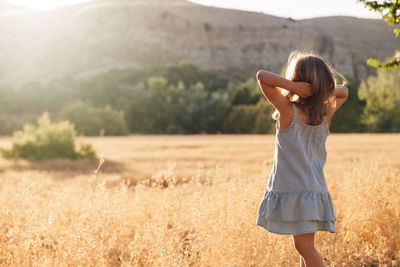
<box><xmin>228</xmin><ymin>78</ymin><xmax>262</xmax><ymax>105</ymax></box>
<box><xmin>127</xmin><ymin>77</ymin><xmax>231</xmax><ymax>134</ymax></box>
<box><xmin>59</xmin><ymin>101</ymin><xmax>128</xmax><ymax>136</ymax></box>
<box><xmin>359</xmin><ymin>0</ymin><xmax>400</xmax><ymax>69</ymax></box>
<box><xmin>0</xmin><ymin>61</ymin><xmax>397</xmax><ymax>135</ymax></box>
<box><xmin>330</xmin><ymin>77</ymin><xmax>366</xmax><ymax>132</ymax></box>
<box><xmin>358</xmin><ymin>68</ymin><xmax>400</xmax><ymax>131</ymax></box>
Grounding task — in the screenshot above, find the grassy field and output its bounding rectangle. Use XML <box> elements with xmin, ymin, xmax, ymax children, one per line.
<box><xmin>0</xmin><ymin>134</ymin><xmax>399</xmax><ymax>266</ymax></box>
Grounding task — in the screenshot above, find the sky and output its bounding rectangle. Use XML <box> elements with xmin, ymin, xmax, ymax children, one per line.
<box><xmin>5</xmin><ymin>0</ymin><xmax>382</xmax><ymax>19</ymax></box>
<box><xmin>186</xmin><ymin>0</ymin><xmax>381</xmax><ymax>19</ymax></box>
<box><xmin>5</xmin><ymin>0</ymin><xmax>91</xmax><ymax>9</ymax></box>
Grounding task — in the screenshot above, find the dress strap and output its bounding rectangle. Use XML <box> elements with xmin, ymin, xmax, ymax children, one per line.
<box><xmin>323</xmin><ymin>115</ymin><xmax>330</xmax><ymax>129</ymax></box>
<box><xmin>292</xmin><ymin>103</ymin><xmax>298</xmax><ymax>122</ymax></box>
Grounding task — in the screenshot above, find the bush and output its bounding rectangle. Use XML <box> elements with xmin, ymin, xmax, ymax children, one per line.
<box><xmin>59</xmin><ymin>101</ymin><xmax>128</xmax><ymax>136</ymax></box>
<box><xmin>1</xmin><ymin>113</ymin><xmax>97</xmax><ymax>161</ymax></box>
<box><xmin>253</xmin><ymin>99</ymin><xmax>276</xmax><ymax>134</ymax></box>
<box><xmin>126</xmin><ymin>77</ymin><xmax>231</xmax><ymax>134</ymax></box>
<box><xmin>222</xmin><ymin>99</ymin><xmax>275</xmax><ymax>134</ymax></box>
<box><xmin>59</xmin><ymin>101</ymin><xmax>102</xmax><ymax>136</ymax></box>
<box><xmin>358</xmin><ymin>68</ymin><xmax>400</xmax><ymax>132</ymax></box>
<box><xmin>330</xmin><ymin>77</ymin><xmax>366</xmax><ymax>133</ymax></box>
<box><xmin>223</xmin><ymin>105</ymin><xmax>258</xmax><ymax>133</ymax></box>
<box><xmin>97</xmin><ymin>105</ymin><xmax>128</xmax><ymax>136</ymax></box>
<box><xmin>228</xmin><ymin>78</ymin><xmax>262</xmax><ymax>105</ymax></box>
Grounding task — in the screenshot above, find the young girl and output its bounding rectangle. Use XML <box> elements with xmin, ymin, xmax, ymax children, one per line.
<box><xmin>255</xmin><ymin>50</ymin><xmax>349</xmax><ymax>267</ymax></box>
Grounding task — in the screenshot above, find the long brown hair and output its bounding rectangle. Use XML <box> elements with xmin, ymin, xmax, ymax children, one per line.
<box><xmin>272</xmin><ymin>50</ymin><xmax>347</xmax><ymax>125</ymax></box>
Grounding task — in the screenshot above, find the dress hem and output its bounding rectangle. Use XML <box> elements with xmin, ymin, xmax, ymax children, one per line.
<box><xmin>256</xmin><ymin>216</ymin><xmax>336</xmax><ymax>236</ymax></box>
<box><xmin>257</xmin><ymin>190</ymin><xmax>337</xmax><ymax>222</ymax></box>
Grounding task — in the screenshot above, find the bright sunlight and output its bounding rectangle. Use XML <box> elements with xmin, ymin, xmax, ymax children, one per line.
<box><xmin>6</xmin><ymin>0</ymin><xmax>90</xmax><ymax>9</ymax></box>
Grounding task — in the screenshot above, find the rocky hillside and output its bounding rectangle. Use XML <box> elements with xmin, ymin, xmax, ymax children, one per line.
<box><xmin>0</xmin><ymin>0</ymin><xmax>398</xmax><ymax>85</ymax></box>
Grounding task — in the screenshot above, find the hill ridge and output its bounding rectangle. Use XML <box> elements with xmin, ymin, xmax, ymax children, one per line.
<box><xmin>0</xmin><ymin>0</ymin><xmax>398</xmax><ymax>85</ymax></box>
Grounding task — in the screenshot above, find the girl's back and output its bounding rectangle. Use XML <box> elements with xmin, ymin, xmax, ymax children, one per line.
<box><xmin>254</xmin><ymin>50</ymin><xmax>348</xmax><ymax>237</ymax></box>
<box><xmin>272</xmin><ymin>103</ymin><xmax>330</xmax><ymax>193</ymax></box>
<box><xmin>256</xmin><ymin>103</ymin><xmax>336</xmax><ymax>235</ymax></box>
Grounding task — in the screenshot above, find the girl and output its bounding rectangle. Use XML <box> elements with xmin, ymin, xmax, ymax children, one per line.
<box><xmin>255</xmin><ymin>50</ymin><xmax>349</xmax><ymax>267</ymax></box>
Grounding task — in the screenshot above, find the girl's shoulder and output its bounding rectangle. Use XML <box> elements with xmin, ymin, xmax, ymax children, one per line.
<box><xmin>276</xmin><ymin>103</ymin><xmax>295</xmax><ymax>132</ymax></box>
<box><xmin>277</xmin><ymin>104</ymin><xmax>330</xmax><ymax>135</ymax></box>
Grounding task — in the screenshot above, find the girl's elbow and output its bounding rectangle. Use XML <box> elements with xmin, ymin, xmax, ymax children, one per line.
<box><xmin>343</xmin><ymin>86</ymin><xmax>349</xmax><ymax>98</ymax></box>
<box><xmin>256</xmin><ymin>70</ymin><xmax>263</xmax><ymax>80</ymax></box>
<box><xmin>256</xmin><ymin>70</ymin><xmax>268</xmax><ymax>81</ymax></box>
<box><xmin>336</xmin><ymin>85</ymin><xmax>349</xmax><ymax>99</ymax></box>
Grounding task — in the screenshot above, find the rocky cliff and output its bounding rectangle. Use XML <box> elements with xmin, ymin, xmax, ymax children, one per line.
<box><xmin>0</xmin><ymin>0</ymin><xmax>398</xmax><ymax>85</ymax></box>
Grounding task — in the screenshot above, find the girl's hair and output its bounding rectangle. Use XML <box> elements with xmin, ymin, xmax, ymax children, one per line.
<box><xmin>272</xmin><ymin>50</ymin><xmax>347</xmax><ymax>125</ymax></box>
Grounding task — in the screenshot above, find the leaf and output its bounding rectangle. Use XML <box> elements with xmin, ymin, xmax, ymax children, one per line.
<box><xmin>394</xmin><ymin>28</ymin><xmax>400</xmax><ymax>37</ymax></box>
<box><xmin>366</xmin><ymin>58</ymin><xmax>381</xmax><ymax>68</ymax></box>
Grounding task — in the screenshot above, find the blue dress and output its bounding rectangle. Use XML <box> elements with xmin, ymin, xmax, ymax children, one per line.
<box><xmin>256</xmin><ymin>103</ymin><xmax>337</xmax><ymax>235</ymax></box>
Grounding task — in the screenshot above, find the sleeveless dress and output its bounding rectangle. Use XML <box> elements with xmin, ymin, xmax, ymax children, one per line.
<box><xmin>256</xmin><ymin>103</ymin><xmax>337</xmax><ymax>235</ymax></box>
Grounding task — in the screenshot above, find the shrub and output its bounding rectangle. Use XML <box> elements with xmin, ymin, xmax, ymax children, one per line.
<box><xmin>358</xmin><ymin>68</ymin><xmax>400</xmax><ymax>132</ymax></box>
<box><xmin>203</xmin><ymin>22</ymin><xmax>212</xmax><ymax>32</ymax></box>
<box><xmin>228</xmin><ymin>78</ymin><xmax>262</xmax><ymax>105</ymax></box>
<box><xmin>222</xmin><ymin>105</ymin><xmax>258</xmax><ymax>133</ymax></box>
<box><xmin>330</xmin><ymin>77</ymin><xmax>366</xmax><ymax>133</ymax></box>
<box><xmin>59</xmin><ymin>101</ymin><xmax>128</xmax><ymax>136</ymax></box>
<box><xmin>253</xmin><ymin>99</ymin><xmax>276</xmax><ymax>134</ymax></box>
<box><xmin>97</xmin><ymin>105</ymin><xmax>128</xmax><ymax>136</ymax></box>
<box><xmin>222</xmin><ymin>99</ymin><xmax>275</xmax><ymax>134</ymax></box>
<box><xmin>1</xmin><ymin>113</ymin><xmax>97</xmax><ymax>161</ymax></box>
<box><xmin>59</xmin><ymin>101</ymin><xmax>102</xmax><ymax>136</ymax></box>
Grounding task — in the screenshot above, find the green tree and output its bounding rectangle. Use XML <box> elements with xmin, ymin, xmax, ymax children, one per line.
<box><xmin>97</xmin><ymin>105</ymin><xmax>128</xmax><ymax>136</ymax></box>
<box><xmin>228</xmin><ymin>78</ymin><xmax>262</xmax><ymax>105</ymax></box>
<box><xmin>16</xmin><ymin>81</ymin><xmax>74</xmax><ymax>115</ymax></box>
<box><xmin>359</xmin><ymin>0</ymin><xmax>400</xmax><ymax>68</ymax></box>
<box><xmin>221</xmin><ymin>99</ymin><xmax>275</xmax><ymax>134</ymax></box>
<box><xmin>223</xmin><ymin>105</ymin><xmax>259</xmax><ymax>133</ymax></box>
<box><xmin>59</xmin><ymin>101</ymin><xmax>102</xmax><ymax>136</ymax></box>
<box><xmin>358</xmin><ymin>68</ymin><xmax>400</xmax><ymax>131</ymax></box>
<box><xmin>330</xmin><ymin>77</ymin><xmax>366</xmax><ymax>132</ymax></box>
<box><xmin>76</xmin><ymin>69</ymin><xmax>139</xmax><ymax>111</ymax></box>
<box><xmin>59</xmin><ymin>101</ymin><xmax>128</xmax><ymax>136</ymax></box>
<box><xmin>175</xmin><ymin>81</ymin><xmax>209</xmax><ymax>134</ymax></box>
<box><xmin>126</xmin><ymin>76</ymin><xmax>231</xmax><ymax>134</ymax></box>
<box><xmin>253</xmin><ymin>99</ymin><xmax>276</xmax><ymax>134</ymax></box>
<box><xmin>127</xmin><ymin>77</ymin><xmax>187</xmax><ymax>133</ymax></box>
<box><xmin>201</xmin><ymin>90</ymin><xmax>231</xmax><ymax>133</ymax></box>
<box><xmin>150</xmin><ymin>60</ymin><xmax>234</xmax><ymax>93</ymax></box>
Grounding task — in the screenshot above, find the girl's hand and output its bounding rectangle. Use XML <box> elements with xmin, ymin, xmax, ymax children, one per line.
<box><xmin>294</xmin><ymin>82</ymin><xmax>312</xmax><ymax>98</ymax></box>
<box><xmin>256</xmin><ymin>70</ymin><xmax>312</xmax><ymax>98</ymax></box>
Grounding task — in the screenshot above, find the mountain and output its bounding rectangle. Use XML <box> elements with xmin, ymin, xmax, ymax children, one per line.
<box><xmin>0</xmin><ymin>0</ymin><xmax>398</xmax><ymax>85</ymax></box>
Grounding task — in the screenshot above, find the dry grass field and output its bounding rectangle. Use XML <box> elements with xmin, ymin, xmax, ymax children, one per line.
<box><xmin>0</xmin><ymin>134</ymin><xmax>399</xmax><ymax>266</ymax></box>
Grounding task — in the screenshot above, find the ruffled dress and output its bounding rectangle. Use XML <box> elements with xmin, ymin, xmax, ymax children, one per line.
<box><xmin>256</xmin><ymin>103</ymin><xmax>337</xmax><ymax>235</ymax></box>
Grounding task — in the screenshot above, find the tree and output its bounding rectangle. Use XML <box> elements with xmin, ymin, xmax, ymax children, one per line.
<box><xmin>329</xmin><ymin>77</ymin><xmax>366</xmax><ymax>132</ymax></box>
<box><xmin>59</xmin><ymin>101</ymin><xmax>102</xmax><ymax>136</ymax></box>
<box><xmin>358</xmin><ymin>0</ymin><xmax>400</xmax><ymax>69</ymax></box>
<box><xmin>358</xmin><ymin>68</ymin><xmax>400</xmax><ymax>132</ymax></box>
<box><xmin>59</xmin><ymin>101</ymin><xmax>128</xmax><ymax>136</ymax></box>
<box><xmin>228</xmin><ymin>78</ymin><xmax>262</xmax><ymax>105</ymax></box>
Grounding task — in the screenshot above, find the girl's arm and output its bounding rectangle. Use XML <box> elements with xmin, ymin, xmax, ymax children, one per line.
<box><xmin>327</xmin><ymin>85</ymin><xmax>349</xmax><ymax>126</ymax></box>
<box><xmin>256</xmin><ymin>70</ymin><xmax>312</xmax><ymax>98</ymax></box>
<box><xmin>256</xmin><ymin>70</ymin><xmax>310</xmax><ymax>129</ymax></box>
<box><xmin>256</xmin><ymin>70</ymin><xmax>311</xmax><ymax>129</ymax></box>
<box><xmin>332</xmin><ymin>85</ymin><xmax>349</xmax><ymax>112</ymax></box>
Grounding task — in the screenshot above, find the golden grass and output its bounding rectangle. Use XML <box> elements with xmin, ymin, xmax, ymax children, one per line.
<box><xmin>0</xmin><ymin>134</ymin><xmax>399</xmax><ymax>266</ymax></box>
